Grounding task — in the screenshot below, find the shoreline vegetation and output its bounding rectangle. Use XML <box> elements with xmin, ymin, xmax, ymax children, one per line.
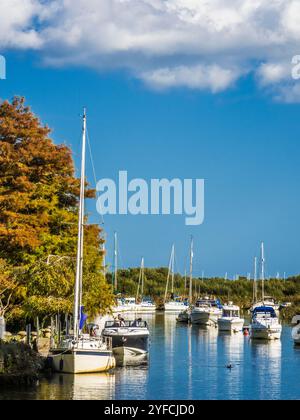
<box><xmin>107</xmin><ymin>269</ymin><xmax>300</xmax><ymax>320</ymax></box>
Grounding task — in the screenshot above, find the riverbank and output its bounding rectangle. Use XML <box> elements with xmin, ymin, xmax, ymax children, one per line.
<box><xmin>0</xmin><ymin>342</ymin><xmax>45</xmax><ymax>387</ymax></box>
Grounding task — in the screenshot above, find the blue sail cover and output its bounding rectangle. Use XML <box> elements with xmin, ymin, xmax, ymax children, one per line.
<box><xmin>253</xmin><ymin>306</ymin><xmax>277</xmax><ymax>318</ymax></box>
<box><xmin>79</xmin><ymin>306</ymin><xmax>88</xmax><ymax>330</ymax></box>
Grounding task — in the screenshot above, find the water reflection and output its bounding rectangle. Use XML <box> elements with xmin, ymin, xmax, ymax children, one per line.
<box><xmin>115</xmin><ymin>366</ymin><xmax>148</xmax><ymax>400</ymax></box>
<box><xmin>37</xmin><ymin>373</ymin><xmax>116</xmax><ymax>400</ymax></box>
<box><xmin>219</xmin><ymin>332</ymin><xmax>245</xmax><ymax>399</ymax></box>
<box><xmin>0</xmin><ymin>314</ymin><xmax>299</xmax><ymax>400</ymax></box>
<box><xmin>250</xmin><ymin>340</ymin><xmax>282</xmax><ymax>400</ymax></box>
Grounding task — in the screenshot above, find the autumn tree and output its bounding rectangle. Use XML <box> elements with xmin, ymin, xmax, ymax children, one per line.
<box><xmin>0</xmin><ymin>97</ymin><xmax>113</xmax><ymax>323</ymax></box>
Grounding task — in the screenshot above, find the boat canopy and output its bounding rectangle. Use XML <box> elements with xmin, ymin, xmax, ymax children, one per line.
<box><xmin>253</xmin><ymin>306</ymin><xmax>277</xmax><ymax>318</ymax></box>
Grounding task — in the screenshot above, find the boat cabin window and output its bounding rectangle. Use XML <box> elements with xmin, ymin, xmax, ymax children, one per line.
<box><xmin>105</xmin><ymin>320</ymin><xmax>147</xmax><ymax>328</ymax></box>
<box><xmin>223</xmin><ymin>310</ymin><xmax>239</xmax><ymax>317</ymax></box>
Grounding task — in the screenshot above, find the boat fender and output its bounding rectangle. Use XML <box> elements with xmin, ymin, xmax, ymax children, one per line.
<box><xmin>59</xmin><ymin>358</ymin><xmax>64</xmax><ymax>371</ymax></box>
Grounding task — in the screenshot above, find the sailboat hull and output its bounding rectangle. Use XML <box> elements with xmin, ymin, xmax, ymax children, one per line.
<box><xmin>51</xmin><ymin>349</ymin><xmax>116</xmax><ymax>374</ymax></box>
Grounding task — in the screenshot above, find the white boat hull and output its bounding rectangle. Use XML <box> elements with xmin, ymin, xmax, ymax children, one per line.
<box><xmin>51</xmin><ymin>350</ymin><xmax>116</xmax><ymax>374</ymax></box>
<box><xmin>135</xmin><ymin>305</ymin><xmax>156</xmax><ymax>313</ymax></box>
<box><xmin>218</xmin><ymin>318</ymin><xmax>245</xmax><ymax>332</ymax></box>
<box><xmin>292</xmin><ymin>325</ymin><xmax>300</xmax><ymax>345</ymax></box>
<box><xmin>164</xmin><ymin>303</ymin><xmax>187</xmax><ymax>313</ymax></box>
<box><xmin>191</xmin><ymin>310</ymin><xmax>221</xmax><ymax>326</ymax></box>
<box><xmin>250</xmin><ymin>325</ymin><xmax>282</xmax><ymax>340</ymax></box>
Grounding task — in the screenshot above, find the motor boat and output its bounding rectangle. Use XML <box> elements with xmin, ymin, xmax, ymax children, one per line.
<box><xmin>164</xmin><ymin>297</ymin><xmax>188</xmax><ymax>313</ymax></box>
<box><xmin>218</xmin><ymin>302</ymin><xmax>245</xmax><ymax>333</ymax></box>
<box><xmin>292</xmin><ymin>315</ymin><xmax>300</xmax><ymax>345</ymax></box>
<box><xmin>112</xmin><ymin>298</ymin><xmax>126</xmax><ymax>313</ymax></box>
<box><xmin>122</xmin><ymin>297</ymin><xmax>138</xmax><ymax>312</ymax></box>
<box><xmin>190</xmin><ymin>297</ymin><xmax>223</xmax><ymax>326</ymax></box>
<box><xmin>102</xmin><ymin>319</ymin><xmax>150</xmax><ymax>365</ymax></box>
<box><xmin>250</xmin><ymin>306</ymin><xmax>282</xmax><ymax>340</ymax></box>
<box><xmin>136</xmin><ymin>297</ymin><xmax>156</xmax><ymax>313</ymax></box>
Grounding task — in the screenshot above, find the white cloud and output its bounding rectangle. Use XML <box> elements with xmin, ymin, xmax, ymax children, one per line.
<box><xmin>0</xmin><ymin>0</ymin><xmax>42</xmax><ymax>49</ymax></box>
<box><xmin>1</xmin><ymin>0</ymin><xmax>300</xmax><ymax>97</ymax></box>
<box><xmin>141</xmin><ymin>64</ymin><xmax>241</xmax><ymax>92</ymax></box>
<box><xmin>257</xmin><ymin>62</ymin><xmax>290</xmax><ymax>85</ymax></box>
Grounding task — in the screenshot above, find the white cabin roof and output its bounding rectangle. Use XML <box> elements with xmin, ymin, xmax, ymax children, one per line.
<box><xmin>223</xmin><ymin>304</ymin><xmax>240</xmax><ymax>311</ymax></box>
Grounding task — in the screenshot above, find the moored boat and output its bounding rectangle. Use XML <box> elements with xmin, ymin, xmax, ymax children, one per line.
<box><xmin>250</xmin><ymin>306</ymin><xmax>282</xmax><ymax>340</ymax></box>
<box><xmin>218</xmin><ymin>302</ymin><xmax>245</xmax><ymax>333</ymax></box>
<box><xmin>177</xmin><ymin>236</ymin><xmax>194</xmax><ymax>323</ymax></box>
<box><xmin>191</xmin><ymin>297</ymin><xmax>223</xmax><ymax>326</ymax></box>
<box><xmin>50</xmin><ymin>110</ymin><xmax>115</xmax><ymax>374</ymax></box>
<box><xmin>292</xmin><ymin>315</ymin><xmax>300</xmax><ymax>346</ymax></box>
<box><xmin>102</xmin><ymin>318</ymin><xmax>150</xmax><ymax>365</ymax></box>
<box><xmin>135</xmin><ymin>258</ymin><xmax>156</xmax><ymax>313</ymax></box>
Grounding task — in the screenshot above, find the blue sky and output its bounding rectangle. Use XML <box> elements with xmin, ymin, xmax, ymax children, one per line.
<box><xmin>1</xmin><ymin>51</ymin><xmax>300</xmax><ymax>278</ymax></box>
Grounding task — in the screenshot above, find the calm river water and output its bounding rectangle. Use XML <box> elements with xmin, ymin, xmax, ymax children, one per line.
<box><xmin>0</xmin><ymin>312</ymin><xmax>299</xmax><ymax>400</ymax></box>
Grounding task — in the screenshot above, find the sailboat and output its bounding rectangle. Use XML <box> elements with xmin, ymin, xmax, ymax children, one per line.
<box><xmin>50</xmin><ymin>110</ymin><xmax>116</xmax><ymax>373</ymax></box>
<box><xmin>163</xmin><ymin>245</ymin><xmax>187</xmax><ymax>312</ymax></box>
<box><xmin>135</xmin><ymin>258</ymin><xmax>156</xmax><ymax>313</ymax></box>
<box><xmin>111</xmin><ymin>233</ymin><xmax>138</xmax><ymax>313</ymax></box>
<box><xmin>251</xmin><ymin>248</ymin><xmax>280</xmax><ymax>316</ymax></box>
<box><xmin>250</xmin><ymin>243</ymin><xmax>282</xmax><ymax>340</ymax></box>
<box><xmin>177</xmin><ymin>237</ymin><xmax>194</xmax><ymax>323</ymax></box>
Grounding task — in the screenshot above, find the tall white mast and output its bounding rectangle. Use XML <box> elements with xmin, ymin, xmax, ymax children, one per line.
<box><xmin>141</xmin><ymin>257</ymin><xmax>145</xmax><ymax>298</ymax></box>
<box><xmin>171</xmin><ymin>244</ymin><xmax>175</xmax><ymax>294</ymax></box>
<box><xmin>189</xmin><ymin>237</ymin><xmax>194</xmax><ymax>304</ymax></box>
<box><xmin>253</xmin><ymin>256</ymin><xmax>257</xmax><ymax>303</ymax></box>
<box><xmin>164</xmin><ymin>245</ymin><xmax>174</xmax><ymax>303</ymax></box>
<box><xmin>102</xmin><ymin>242</ymin><xmax>106</xmax><ymax>280</ymax></box>
<box><xmin>136</xmin><ymin>257</ymin><xmax>144</xmax><ymax>301</ymax></box>
<box><xmin>114</xmin><ymin>232</ymin><xmax>118</xmax><ymax>291</ymax></box>
<box><xmin>73</xmin><ymin>109</ymin><xmax>87</xmax><ymax>340</ymax></box>
<box><xmin>261</xmin><ymin>242</ymin><xmax>265</xmax><ymax>302</ymax></box>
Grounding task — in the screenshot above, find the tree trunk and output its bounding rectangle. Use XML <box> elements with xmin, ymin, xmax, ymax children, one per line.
<box><xmin>0</xmin><ymin>316</ymin><xmax>5</xmax><ymax>340</ymax></box>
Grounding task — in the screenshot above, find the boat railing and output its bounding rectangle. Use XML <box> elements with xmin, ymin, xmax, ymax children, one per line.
<box><xmin>102</xmin><ymin>335</ymin><xmax>113</xmax><ymax>350</ymax></box>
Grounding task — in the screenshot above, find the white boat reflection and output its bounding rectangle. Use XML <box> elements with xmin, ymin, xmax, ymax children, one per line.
<box><xmin>45</xmin><ymin>373</ymin><xmax>116</xmax><ymax>400</ymax></box>
<box><xmin>250</xmin><ymin>339</ymin><xmax>282</xmax><ymax>400</ymax></box>
<box><xmin>220</xmin><ymin>331</ymin><xmax>245</xmax><ymax>399</ymax></box>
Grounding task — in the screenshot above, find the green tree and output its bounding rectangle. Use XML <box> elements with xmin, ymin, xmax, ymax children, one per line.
<box><xmin>0</xmin><ymin>97</ymin><xmax>113</xmax><ymax>324</ymax></box>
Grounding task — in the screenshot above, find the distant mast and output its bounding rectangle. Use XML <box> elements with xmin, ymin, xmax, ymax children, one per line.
<box><xmin>253</xmin><ymin>257</ymin><xmax>257</xmax><ymax>303</ymax></box>
<box><xmin>164</xmin><ymin>245</ymin><xmax>174</xmax><ymax>303</ymax></box>
<box><xmin>73</xmin><ymin>109</ymin><xmax>87</xmax><ymax>340</ymax></box>
<box><xmin>136</xmin><ymin>257</ymin><xmax>144</xmax><ymax>302</ymax></box>
<box><xmin>189</xmin><ymin>237</ymin><xmax>194</xmax><ymax>304</ymax></box>
<box><xmin>171</xmin><ymin>244</ymin><xmax>175</xmax><ymax>295</ymax></box>
<box><xmin>114</xmin><ymin>232</ymin><xmax>118</xmax><ymax>292</ymax></box>
<box><xmin>261</xmin><ymin>242</ymin><xmax>265</xmax><ymax>302</ymax></box>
